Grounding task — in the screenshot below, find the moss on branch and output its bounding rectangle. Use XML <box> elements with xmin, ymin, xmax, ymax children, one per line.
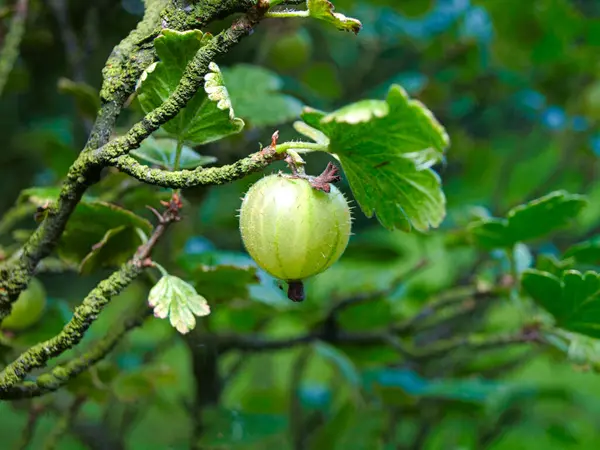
<box><xmin>0</xmin><ymin>262</ymin><xmax>143</xmax><ymax>392</ymax></box>
<box><xmin>0</xmin><ymin>1</ymin><xmax>265</xmax><ymax>314</ymax></box>
<box><xmin>112</xmin><ymin>148</ymin><xmax>285</xmax><ymax>188</ymax></box>
<box><xmin>0</xmin><ymin>195</ymin><xmax>180</xmax><ymax>396</ymax></box>
<box><xmin>0</xmin><ymin>308</ymin><xmax>150</xmax><ymax>400</ymax></box>
<box><xmin>90</xmin><ymin>12</ymin><xmax>265</xmax><ymax>165</ymax></box>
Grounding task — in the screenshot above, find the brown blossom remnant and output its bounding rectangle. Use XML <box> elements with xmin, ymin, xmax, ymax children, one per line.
<box><xmin>310</xmin><ymin>162</ymin><xmax>342</xmax><ymax>193</ymax></box>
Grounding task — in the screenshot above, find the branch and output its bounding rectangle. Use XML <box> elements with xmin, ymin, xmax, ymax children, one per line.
<box><xmin>111</xmin><ymin>148</ymin><xmax>285</xmax><ymax>188</ymax></box>
<box><xmin>216</xmin><ymin>328</ymin><xmax>542</xmax><ymax>361</ymax></box>
<box><xmin>0</xmin><ymin>1</ymin><xmax>267</xmax><ymax>311</ymax></box>
<box><xmin>0</xmin><ymin>0</ymin><xmax>28</xmax><ymax>97</ymax></box>
<box><xmin>0</xmin><ymin>308</ymin><xmax>151</xmax><ymax>400</ymax></box>
<box><xmin>0</xmin><ymin>198</ymin><xmax>180</xmax><ymax>396</ymax></box>
<box><xmin>324</xmin><ymin>260</ymin><xmax>429</xmax><ymax>320</ymax></box>
<box><xmin>42</xmin><ymin>396</ymin><xmax>86</xmax><ymax>450</ymax></box>
<box><xmin>90</xmin><ymin>10</ymin><xmax>268</xmax><ymax>166</ymax></box>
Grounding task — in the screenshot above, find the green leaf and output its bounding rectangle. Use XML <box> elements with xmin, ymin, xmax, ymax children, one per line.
<box><xmin>18</xmin><ymin>186</ymin><xmax>76</xmax><ymax>207</ymax></box>
<box><xmin>178</xmin><ymin>251</ymin><xmax>290</xmax><ymax>308</ymax></box>
<box><xmin>469</xmin><ymin>191</ymin><xmax>588</xmax><ymax>249</ymax></box>
<box><xmin>536</xmin><ymin>254</ymin><xmax>574</xmax><ymax>277</ymax></box>
<box><xmin>19</xmin><ymin>190</ymin><xmax>152</xmax><ymax>266</ymax></box>
<box><xmin>57</xmin><ymin>77</ymin><xmax>100</xmax><ymax>120</ymax></box>
<box><xmin>57</xmin><ymin>201</ymin><xmax>152</xmax><ymax>266</ymax></box>
<box><xmin>297</xmin><ymin>84</ymin><xmax>449</xmax><ymax>231</ymax></box>
<box><xmin>222</xmin><ymin>64</ymin><xmax>303</xmax><ymax>126</ymax></box>
<box><xmin>190</xmin><ymin>265</ymin><xmax>259</xmax><ymax>302</ymax></box>
<box><xmin>131</xmin><ymin>135</ymin><xmax>216</xmax><ymax>170</ymax></box>
<box><xmin>79</xmin><ymin>226</ymin><xmax>143</xmax><ymax>275</ymax></box>
<box><xmin>564</xmin><ymin>238</ymin><xmax>600</xmax><ymax>265</ymax></box>
<box><xmin>522</xmin><ymin>269</ymin><xmax>600</xmax><ymax>338</ymax></box>
<box><xmin>148</xmin><ymin>275</ymin><xmax>211</xmax><ymax>334</ymax></box>
<box><xmin>136</xmin><ymin>29</ymin><xmax>244</xmax><ymax>144</ymax></box>
<box><xmin>307</xmin><ymin>0</ymin><xmax>362</xmax><ymax>34</ymax></box>
<box><xmin>314</xmin><ymin>341</ymin><xmax>361</xmax><ymax>390</ymax></box>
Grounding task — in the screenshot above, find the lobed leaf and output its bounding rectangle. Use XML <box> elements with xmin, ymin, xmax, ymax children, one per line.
<box><xmin>136</xmin><ymin>29</ymin><xmax>244</xmax><ymax>145</ymax></box>
<box><xmin>307</xmin><ymin>0</ymin><xmax>362</xmax><ymax>34</ymax></box>
<box><xmin>469</xmin><ymin>191</ymin><xmax>588</xmax><ymax>249</ymax></box>
<box><xmin>148</xmin><ymin>275</ymin><xmax>211</xmax><ymax>334</ymax></box>
<box><xmin>222</xmin><ymin>64</ymin><xmax>303</xmax><ymax>127</ymax></box>
<box><xmin>522</xmin><ymin>269</ymin><xmax>600</xmax><ymax>338</ymax></box>
<box><xmin>131</xmin><ymin>135</ymin><xmax>216</xmax><ymax>170</ymax></box>
<box><xmin>296</xmin><ymin>84</ymin><xmax>449</xmax><ymax>232</ymax></box>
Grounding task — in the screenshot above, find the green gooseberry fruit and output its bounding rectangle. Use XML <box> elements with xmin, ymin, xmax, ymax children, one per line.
<box><xmin>2</xmin><ymin>277</ymin><xmax>47</xmax><ymax>331</ymax></box>
<box><xmin>268</xmin><ymin>28</ymin><xmax>313</xmax><ymax>71</ymax></box>
<box><xmin>239</xmin><ymin>173</ymin><xmax>352</xmax><ymax>302</ymax></box>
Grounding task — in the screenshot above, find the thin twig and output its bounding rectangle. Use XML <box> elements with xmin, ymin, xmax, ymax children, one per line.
<box><xmin>0</xmin><ymin>198</ymin><xmax>180</xmax><ymax>398</ymax></box>
<box><xmin>0</xmin><ymin>0</ymin><xmax>28</xmax><ymax>96</ymax></box>
<box><xmin>42</xmin><ymin>395</ymin><xmax>86</xmax><ymax>450</ymax></box>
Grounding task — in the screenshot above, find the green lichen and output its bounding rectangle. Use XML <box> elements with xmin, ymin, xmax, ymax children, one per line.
<box><xmin>0</xmin><ymin>262</ymin><xmax>141</xmax><ymax>393</ymax></box>
<box><xmin>0</xmin><ymin>307</ymin><xmax>148</xmax><ymax>399</ymax></box>
<box><xmin>113</xmin><ymin>148</ymin><xmax>285</xmax><ymax>188</ymax></box>
<box><xmin>0</xmin><ymin>0</ymin><xmax>277</xmax><ymax>396</ymax></box>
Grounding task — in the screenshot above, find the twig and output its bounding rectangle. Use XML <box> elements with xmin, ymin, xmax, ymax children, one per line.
<box><xmin>0</xmin><ymin>0</ymin><xmax>28</xmax><ymax>96</ymax></box>
<box><xmin>42</xmin><ymin>395</ymin><xmax>86</xmax><ymax>450</ymax></box>
<box><xmin>111</xmin><ymin>148</ymin><xmax>286</xmax><ymax>188</ymax></box>
<box><xmin>324</xmin><ymin>260</ymin><xmax>430</xmax><ymax>326</ymax></box>
<box><xmin>45</xmin><ymin>0</ymin><xmax>84</xmax><ymax>81</ymax></box>
<box><xmin>392</xmin><ymin>286</ymin><xmax>496</xmax><ymax>335</ymax></box>
<box><xmin>14</xmin><ymin>401</ymin><xmax>44</xmax><ymax>450</ymax></box>
<box><xmin>290</xmin><ymin>348</ymin><xmax>312</xmax><ymax>450</ymax></box>
<box><xmin>0</xmin><ymin>0</ymin><xmax>269</xmax><ymax>315</ymax></box>
<box><xmin>0</xmin><ymin>198</ymin><xmax>179</xmax><ymax>398</ymax></box>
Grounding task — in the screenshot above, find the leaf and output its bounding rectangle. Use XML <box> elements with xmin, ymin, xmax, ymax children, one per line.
<box><xmin>130</xmin><ymin>135</ymin><xmax>216</xmax><ymax>170</ymax></box>
<box><xmin>148</xmin><ymin>275</ymin><xmax>211</xmax><ymax>334</ymax></box>
<box><xmin>564</xmin><ymin>239</ymin><xmax>600</xmax><ymax>265</ymax></box>
<box><xmin>57</xmin><ymin>77</ymin><xmax>100</xmax><ymax>120</ymax></box>
<box><xmin>18</xmin><ymin>189</ymin><xmax>151</xmax><ymax>266</ymax></box>
<box><xmin>307</xmin><ymin>0</ymin><xmax>362</xmax><ymax>34</ymax></box>
<box><xmin>222</xmin><ymin>64</ymin><xmax>303</xmax><ymax>126</ymax></box>
<box><xmin>522</xmin><ymin>269</ymin><xmax>600</xmax><ymax>338</ymax></box>
<box><xmin>314</xmin><ymin>341</ymin><xmax>361</xmax><ymax>390</ymax></box>
<box><xmin>79</xmin><ymin>226</ymin><xmax>144</xmax><ymax>275</ymax></box>
<box><xmin>57</xmin><ymin>201</ymin><xmax>152</xmax><ymax>266</ymax></box>
<box><xmin>469</xmin><ymin>191</ymin><xmax>588</xmax><ymax>249</ymax></box>
<box><xmin>18</xmin><ymin>186</ymin><xmax>73</xmax><ymax>207</ymax></box>
<box><xmin>297</xmin><ymin>84</ymin><xmax>449</xmax><ymax>231</ymax></box>
<box><xmin>190</xmin><ymin>265</ymin><xmax>259</xmax><ymax>302</ymax></box>
<box><xmin>178</xmin><ymin>251</ymin><xmax>290</xmax><ymax>308</ymax></box>
<box><xmin>136</xmin><ymin>29</ymin><xmax>244</xmax><ymax>144</ymax></box>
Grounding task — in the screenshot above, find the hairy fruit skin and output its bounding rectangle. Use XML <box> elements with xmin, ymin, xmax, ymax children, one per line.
<box><xmin>239</xmin><ymin>174</ymin><xmax>351</xmax><ymax>285</ymax></box>
<box><xmin>2</xmin><ymin>278</ymin><xmax>46</xmax><ymax>331</ymax></box>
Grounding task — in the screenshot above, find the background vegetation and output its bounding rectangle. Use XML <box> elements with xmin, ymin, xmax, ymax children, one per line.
<box><xmin>2</xmin><ymin>0</ymin><xmax>600</xmax><ymax>449</ymax></box>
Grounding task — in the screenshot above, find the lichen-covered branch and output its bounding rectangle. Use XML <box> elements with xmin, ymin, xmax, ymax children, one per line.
<box><xmin>0</xmin><ymin>0</ymin><xmax>28</xmax><ymax>97</ymax></box>
<box><xmin>0</xmin><ymin>197</ymin><xmax>180</xmax><ymax>395</ymax></box>
<box><xmin>0</xmin><ymin>307</ymin><xmax>150</xmax><ymax>400</ymax></box>
<box><xmin>0</xmin><ymin>1</ymin><xmax>267</xmax><ymax>315</ymax></box>
<box><xmin>111</xmin><ymin>148</ymin><xmax>285</xmax><ymax>188</ymax></box>
<box><xmin>90</xmin><ymin>11</ymin><xmax>267</xmax><ymax>165</ymax></box>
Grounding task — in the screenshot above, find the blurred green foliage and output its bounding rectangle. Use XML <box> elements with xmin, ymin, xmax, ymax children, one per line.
<box><xmin>3</xmin><ymin>0</ymin><xmax>600</xmax><ymax>449</ymax></box>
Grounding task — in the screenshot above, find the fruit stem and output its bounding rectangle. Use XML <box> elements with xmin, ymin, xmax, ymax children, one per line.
<box><xmin>275</xmin><ymin>141</ymin><xmax>328</xmax><ymax>154</ymax></box>
<box><xmin>285</xmin><ymin>150</ymin><xmax>306</xmax><ymax>176</ymax></box>
<box><xmin>287</xmin><ymin>281</ymin><xmax>305</xmax><ymax>302</ymax></box>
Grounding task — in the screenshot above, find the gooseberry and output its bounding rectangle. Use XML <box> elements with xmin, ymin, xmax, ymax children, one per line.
<box><xmin>239</xmin><ymin>171</ymin><xmax>351</xmax><ymax>302</ymax></box>
<box><xmin>1</xmin><ymin>277</ymin><xmax>47</xmax><ymax>331</ymax></box>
